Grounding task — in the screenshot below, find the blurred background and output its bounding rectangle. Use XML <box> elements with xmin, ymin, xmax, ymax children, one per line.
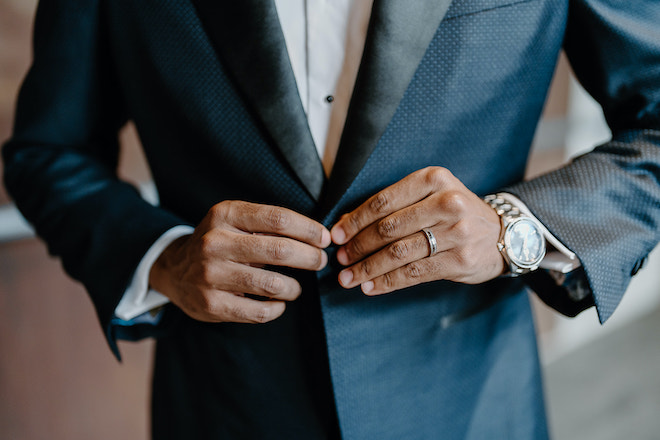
<box><xmin>1</xmin><ymin>1</ymin><xmax>659</xmax><ymax>438</ymax></box>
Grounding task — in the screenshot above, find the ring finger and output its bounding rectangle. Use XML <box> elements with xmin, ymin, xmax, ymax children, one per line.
<box><xmin>336</xmin><ymin>199</ymin><xmax>439</xmax><ymax>266</ymax></box>
<box><xmin>338</xmin><ymin>227</ymin><xmax>450</xmax><ymax>289</ymax></box>
<box><xmin>361</xmin><ymin>253</ymin><xmax>463</xmax><ymax>296</ymax></box>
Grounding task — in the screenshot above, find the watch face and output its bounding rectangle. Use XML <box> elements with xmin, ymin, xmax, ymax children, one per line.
<box><xmin>505</xmin><ymin>218</ymin><xmax>545</xmax><ymax>268</ymax></box>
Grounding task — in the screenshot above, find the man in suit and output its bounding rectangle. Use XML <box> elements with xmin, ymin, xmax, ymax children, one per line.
<box><xmin>3</xmin><ymin>0</ymin><xmax>660</xmax><ymax>438</ymax></box>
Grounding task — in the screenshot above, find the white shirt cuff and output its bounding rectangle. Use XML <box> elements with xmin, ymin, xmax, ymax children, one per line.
<box><xmin>114</xmin><ymin>225</ymin><xmax>194</xmax><ymax>321</ymax></box>
<box><xmin>498</xmin><ymin>193</ymin><xmax>581</xmax><ymax>274</ymax></box>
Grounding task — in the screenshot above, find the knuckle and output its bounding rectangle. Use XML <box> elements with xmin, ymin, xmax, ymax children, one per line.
<box><xmin>377</xmin><ymin>217</ymin><xmax>400</xmax><ymax>239</ymax></box>
<box><xmin>382</xmin><ymin>272</ymin><xmax>395</xmax><ymax>289</ymax></box>
<box><xmin>425</xmin><ymin>167</ymin><xmax>452</xmax><ymax>187</ymax></box>
<box><xmin>437</xmin><ymin>190</ymin><xmax>467</xmax><ymax>214</ymax></box>
<box><xmin>389</xmin><ymin>240</ymin><xmax>410</xmax><ymax>261</ymax></box>
<box><xmin>198</xmin><ymin>264</ymin><xmax>215</xmax><ymax>286</ymax></box>
<box><xmin>262</xmin><ymin>274</ymin><xmax>284</xmax><ymax>295</ymax></box>
<box><xmin>347</xmin><ymin>238</ymin><xmax>365</xmax><ymax>260</ymax></box>
<box><xmin>251</xmin><ymin>305</ymin><xmax>273</xmax><ymax>324</ymax></box>
<box><xmin>208</xmin><ymin>204</ymin><xmax>222</xmax><ymax>220</ymax></box>
<box><xmin>360</xmin><ymin>259</ymin><xmax>373</xmax><ymax>277</ymax></box>
<box><xmin>198</xmin><ymin>233</ymin><xmax>217</xmax><ymax>256</ymax></box>
<box><xmin>346</xmin><ymin>212</ymin><xmax>363</xmax><ymax>235</ymax></box>
<box><xmin>268</xmin><ymin>239</ymin><xmax>292</xmax><ymax>261</ymax></box>
<box><xmin>265</xmin><ymin>207</ymin><xmax>289</xmax><ymax>231</ymax></box>
<box><xmin>307</xmin><ymin>222</ymin><xmax>322</xmax><ymax>243</ymax></box>
<box><xmin>405</xmin><ymin>262</ymin><xmax>424</xmax><ymax>279</ymax></box>
<box><xmin>369</xmin><ymin>192</ymin><xmax>390</xmax><ymax>214</ymax></box>
<box><xmin>226</xmin><ymin>302</ymin><xmax>248</xmax><ymax>321</ymax></box>
<box><xmin>209</xmin><ymin>201</ymin><xmax>230</xmax><ymax>222</ymax></box>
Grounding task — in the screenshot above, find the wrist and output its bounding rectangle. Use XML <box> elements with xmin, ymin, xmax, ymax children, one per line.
<box><xmin>149</xmin><ymin>235</ymin><xmax>188</xmax><ymax>298</ymax></box>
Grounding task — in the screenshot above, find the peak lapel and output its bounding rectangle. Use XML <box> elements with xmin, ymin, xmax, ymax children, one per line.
<box><xmin>321</xmin><ymin>0</ymin><xmax>454</xmax><ymax>213</ymax></box>
<box><xmin>190</xmin><ymin>0</ymin><xmax>325</xmax><ymax>200</ymax></box>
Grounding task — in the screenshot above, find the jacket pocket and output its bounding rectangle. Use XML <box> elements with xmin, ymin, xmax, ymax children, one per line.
<box><xmin>445</xmin><ymin>0</ymin><xmax>539</xmax><ymax>20</ymax></box>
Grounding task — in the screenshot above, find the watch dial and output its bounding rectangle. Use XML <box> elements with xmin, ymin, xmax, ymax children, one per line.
<box><xmin>506</xmin><ymin>219</ymin><xmax>544</xmax><ymax>266</ymax></box>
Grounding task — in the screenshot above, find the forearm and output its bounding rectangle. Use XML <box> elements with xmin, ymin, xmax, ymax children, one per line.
<box><xmin>3</xmin><ymin>141</ymin><xmax>188</xmax><ymax>354</ymax></box>
<box><xmin>1</xmin><ymin>0</ymin><xmax>188</xmax><ymax>356</ymax></box>
<box><xmin>505</xmin><ymin>130</ymin><xmax>660</xmax><ymax>322</ymax></box>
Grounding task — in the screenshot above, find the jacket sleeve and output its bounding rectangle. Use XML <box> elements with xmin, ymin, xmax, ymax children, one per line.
<box><xmin>505</xmin><ymin>0</ymin><xmax>660</xmax><ymax>323</ymax></box>
<box><xmin>2</xmin><ymin>0</ymin><xmax>185</xmax><ymax>357</ymax></box>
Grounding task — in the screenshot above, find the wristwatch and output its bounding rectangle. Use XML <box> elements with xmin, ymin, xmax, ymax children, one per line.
<box><xmin>484</xmin><ymin>194</ymin><xmax>546</xmax><ymax>276</ymax></box>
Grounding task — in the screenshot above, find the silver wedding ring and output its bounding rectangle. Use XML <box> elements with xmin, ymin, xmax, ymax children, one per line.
<box><xmin>422</xmin><ymin>228</ymin><xmax>438</xmax><ymax>257</ymax></box>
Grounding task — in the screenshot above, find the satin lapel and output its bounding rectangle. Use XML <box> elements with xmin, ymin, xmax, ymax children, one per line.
<box><xmin>190</xmin><ymin>0</ymin><xmax>325</xmax><ymax>200</ymax></box>
<box><xmin>320</xmin><ymin>0</ymin><xmax>454</xmax><ymax>214</ymax></box>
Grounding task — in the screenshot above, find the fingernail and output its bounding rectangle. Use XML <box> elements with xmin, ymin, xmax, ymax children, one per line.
<box><xmin>336</xmin><ymin>247</ymin><xmax>349</xmax><ymax>265</ymax></box>
<box><xmin>331</xmin><ymin>225</ymin><xmax>346</xmax><ymax>245</ymax></box>
<box><xmin>339</xmin><ymin>269</ymin><xmax>353</xmax><ymax>287</ymax></box>
<box><xmin>321</xmin><ymin>229</ymin><xmax>331</xmax><ymax>247</ymax></box>
<box><xmin>361</xmin><ymin>281</ymin><xmax>374</xmax><ymax>294</ymax></box>
<box><xmin>320</xmin><ymin>250</ymin><xmax>328</xmax><ymax>268</ymax></box>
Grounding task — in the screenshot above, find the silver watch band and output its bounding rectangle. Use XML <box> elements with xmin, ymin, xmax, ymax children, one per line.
<box><xmin>484</xmin><ymin>194</ymin><xmax>522</xmax><ymax>220</ymax></box>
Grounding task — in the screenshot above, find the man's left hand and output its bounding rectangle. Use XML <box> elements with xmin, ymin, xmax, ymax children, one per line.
<box><xmin>330</xmin><ymin>167</ymin><xmax>505</xmax><ymax>295</ymax></box>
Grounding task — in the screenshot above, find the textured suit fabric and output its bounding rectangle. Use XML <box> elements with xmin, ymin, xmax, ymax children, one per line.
<box><xmin>507</xmin><ymin>0</ymin><xmax>660</xmax><ymax>322</ymax></box>
<box><xmin>3</xmin><ymin>0</ymin><xmax>660</xmax><ymax>438</ymax></box>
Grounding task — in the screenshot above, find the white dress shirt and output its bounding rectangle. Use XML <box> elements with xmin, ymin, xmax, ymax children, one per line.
<box><xmin>115</xmin><ymin>0</ymin><xmax>579</xmax><ymax>321</ymax></box>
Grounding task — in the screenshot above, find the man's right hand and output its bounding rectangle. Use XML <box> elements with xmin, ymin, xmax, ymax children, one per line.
<box><xmin>149</xmin><ymin>201</ymin><xmax>331</xmax><ymax>324</ymax></box>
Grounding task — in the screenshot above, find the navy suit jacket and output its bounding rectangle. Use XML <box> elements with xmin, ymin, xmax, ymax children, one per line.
<box><xmin>4</xmin><ymin>0</ymin><xmax>660</xmax><ymax>438</ymax></box>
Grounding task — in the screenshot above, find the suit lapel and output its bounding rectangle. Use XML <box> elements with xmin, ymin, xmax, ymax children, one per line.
<box><xmin>320</xmin><ymin>0</ymin><xmax>454</xmax><ymax>214</ymax></box>
<box><xmin>190</xmin><ymin>0</ymin><xmax>325</xmax><ymax>200</ymax></box>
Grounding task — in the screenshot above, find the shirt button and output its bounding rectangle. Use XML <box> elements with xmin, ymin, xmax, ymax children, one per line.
<box><xmin>325</xmin><ymin>95</ymin><xmax>334</xmax><ymax>103</ymax></box>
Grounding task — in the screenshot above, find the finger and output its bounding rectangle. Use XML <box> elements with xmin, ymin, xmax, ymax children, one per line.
<box><xmin>210</xmin><ymin>201</ymin><xmax>331</xmax><ymax>248</ymax></box>
<box><xmin>198</xmin><ymin>229</ymin><xmax>328</xmax><ymax>271</ymax></box>
<box><xmin>218</xmin><ymin>262</ymin><xmax>303</xmax><ymax>301</ymax></box>
<box><xmin>232</xmin><ymin>233</ymin><xmax>329</xmax><ymax>270</ymax></box>
<box><xmin>212</xmin><ymin>291</ymin><xmax>287</xmax><ymax>324</ymax></box>
<box><xmin>336</xmin><ymin>191</ymin><xmax>465</xmax><ymax>265</ymax></box>
<box><xmin>331</xmin><ymin>167</ymin><xmax>455</xmax><ymax>245</ymax></box>
<box><xmin>359</xmin><ymin>253</ymin><xmax>462</xmax><ymax>296</ymax></box>
<box><xmin>337</xmin><ymin>229</ymin><xmax>452</xmax><ymax>289</ymax></box>
<box><xmin>336</xmin><ymin>201</ymin><xmax>427</xmax><ymax>266</ymax></box>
